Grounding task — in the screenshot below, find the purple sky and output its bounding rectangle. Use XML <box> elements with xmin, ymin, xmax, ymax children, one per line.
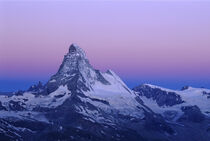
<box><xmin>0</xmin><ymin>1</ymin><xmax>210</xmax><ymax>91</ymax></box>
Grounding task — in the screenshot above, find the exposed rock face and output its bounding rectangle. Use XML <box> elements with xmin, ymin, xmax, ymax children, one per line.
<box><xmin>179</xmin><ymin>106</ymin><xmax>205</xmax><ymax>122</ymax></box>
<box><xmin>133</xmin><ymin>84</ymin><xmax>210</xmax><ymax>122</ymax></box>
<box><xmin>43</xmin><ymin>44</ymin><xmax>110</xmax><ymax>94</ymax></box>
<box><xmin>8</xmin><ymin>100</ymin><xmax>26</xmax><ymax>111</ymax></box>
<box><xmin>203</xmin><ymin>91</ymin><xmax>210</xmax><ymax>99</ymax></box>
<box><xmin>14</xmin><ymin>90</ymin><xmax>25</xmax><ymax>96</ymax></box>
<box><xmin>133</xmin><ymin>84</ymin><xmax>184</xmax><ymax>107</ymax></box>
<box><xmin>181</xmin><ymin>86</ymin><xmax>190</xmax><ymax>91</ymax></box>
<box><xmin>28</xmin><ymin>81</ymin><xmax>44</xmax><ymax>94</ymax></box>
<box><xmin>0</xmin><ymin>102</ymin><xmax>6</xmax><ymax>111</ymax></box>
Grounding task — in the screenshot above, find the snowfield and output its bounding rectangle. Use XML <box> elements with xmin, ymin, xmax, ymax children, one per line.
<box><xmin>134</xmin><ymin>84</ymin><xmax>210</xmax><ymax>120</ymax></box>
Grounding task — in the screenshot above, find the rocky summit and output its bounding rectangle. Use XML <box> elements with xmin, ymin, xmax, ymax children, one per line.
<box><xmin>0</xmin><ymin>44</ymin><xmax>210</xmax><ymax>141</ymax></box>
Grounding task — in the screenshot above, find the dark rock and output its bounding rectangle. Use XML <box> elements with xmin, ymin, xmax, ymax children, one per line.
<box><xmin>163</xmin><ymin>110</ymin><xmax>178</xmax><ymax>120</ymax></box>
<box><xmin>202</xmin><ymin>91</ymin><xmax>210</xmax><ymax>99</ymax></box>
<box><xmin>0</xmin><ymin>102</ymin><xmax>7</xmax><ymax>111</ymax></box>
<box><xmin>181</xmin><ymin>86</ymin><xmax>190</xmax><ymax>91</ymax></box>
<box><xmin>15</xmin><ymin>90</ymin><xmax>25</xmax><ymax>96</ymax></box>
<box><xmin>28</xmin><ymin>81</ymin><xmax>44</xmax><ymax>95</ymax></box>
<box><xmin>69</xmin><ymin>44</ymin><xmax>78</xmax><ymax>53</ymax></box>
<box><xmin>133</xmin><ymin>85</ymin><xmax>184</xmax><ymax>107</ymax></box>
<box><xmin>9</xmin><ymin>100</ymin><xmax>26</xmax><ymax>111</ymax></box>
<box><xmin>179</xmin><ymin>105</ymin><xmax>205</xmax><ymax>122</ymax></box>
<box><xmin>143</xmin><ymin>112</ymin><xmax>175</xmax><ymax>135</ymax></box>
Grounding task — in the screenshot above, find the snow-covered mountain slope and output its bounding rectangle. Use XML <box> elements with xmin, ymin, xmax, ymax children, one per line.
<box><xmin>0</xmin><ymin>45</ymin><xmax>144</xmax><ymax>124</ymax></box>
<box><xmin>45</xmin><ymin>44</ymin><xmax>149</xmax><ymax>121</ymax></box>
<box><xmin>78</xmin><ymin>70</ymin><xmax>146</xmax><ymax>121</ymax></box>
<box><xmin>0</xmin><ymin>44</ymin><xmax>209</xmax><ymax>141</ymax></box>
<box><xmin>133</xmin><ymin>84</ymin><xmax>210</xmax><ymax>121</ymax></box>
<box><xmin>0</xmin><ymin>85</ymin><xmax>70</xmax><ymax>109</ymax></box>
<box><xmin>0</xmin><ymin>44</ymin><xmax>166</xmax><ymax>141</ymax></box>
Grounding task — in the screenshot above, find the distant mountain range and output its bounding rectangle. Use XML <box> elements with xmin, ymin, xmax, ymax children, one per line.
<box><xmin>0</xmin><ymin>92</ymin><xmax>13</xmax><ymax>96</ymax></box>
<box><xmin>0</xmin><ymin>44</ymin><xmax>209</xmax><ymax>141</ymax></box>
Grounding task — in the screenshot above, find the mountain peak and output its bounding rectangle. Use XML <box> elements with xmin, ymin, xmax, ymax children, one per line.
<box><xmin>69</xmin><ymin>43</ymin><xmax>79</xmax><ymax>52</ymax></box>
<box><xmin>55</xmin><ymin>43</ymin><xmax>90</xmax><ymax>76</ymax></box>
<box><xmin>45</xmin><ymin>44</ymin><xmax>97</xmax><ymax>93</ymax></box>
<box><xmin>68</xmin><ymin>43</ymin><xmax>86</xmax><ymax>57</ymax></box>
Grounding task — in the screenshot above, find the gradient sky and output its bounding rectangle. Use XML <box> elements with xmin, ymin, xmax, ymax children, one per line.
<box><xmin>0</xmin><ymin>0</ymin><xmax>210</xmax><ymax>92</ymax></box>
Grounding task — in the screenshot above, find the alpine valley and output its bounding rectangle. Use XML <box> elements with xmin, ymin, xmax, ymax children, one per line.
<box><xmin>0</xmin><ymin>44</ymin><xmax>210</xmax><ymax>141</ymax></box>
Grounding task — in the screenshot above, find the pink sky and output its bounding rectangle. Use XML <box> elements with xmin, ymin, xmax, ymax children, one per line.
<box><xmin>0</xmin><ymin>1</ymin><xmax>210</xmax><ymax>90</ymax></box>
